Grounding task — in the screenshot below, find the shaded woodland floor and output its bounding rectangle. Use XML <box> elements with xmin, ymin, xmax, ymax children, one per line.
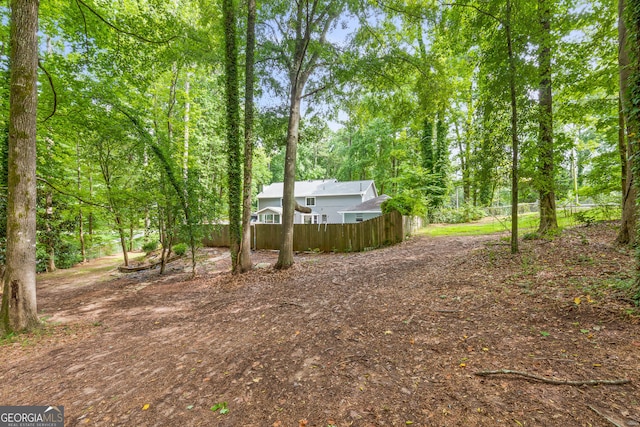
<box><xmin>1</xmin><ymin>222</ymin><xmax>639</xmax><ymax>426</ymax></box>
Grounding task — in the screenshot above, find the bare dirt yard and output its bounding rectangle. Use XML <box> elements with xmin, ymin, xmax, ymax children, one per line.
<box><xmin>1</xmin><ymin>222</ymin><xmax>640</xmax><ymax>426</ymax></box>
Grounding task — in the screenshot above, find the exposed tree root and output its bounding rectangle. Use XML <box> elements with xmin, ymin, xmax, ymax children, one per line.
<box><xmin>474</xmin><ymin>369</ymin><xmax>631</xmax><ymax>386</ymax></box>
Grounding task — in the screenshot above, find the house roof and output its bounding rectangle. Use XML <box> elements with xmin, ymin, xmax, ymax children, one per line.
<box><xmin>256</xmin><ymin>207</ymin><xmax>282</xmax><ymax>215</ymax></box>
<box><xmin>257</xmin><ymin>179</ymin><xmax>376</xmax><ymax>199</ymax></box>
<box><xmin>338</xmin><ymin>194</ymin><xmax>391</xmax><ymax>213</ymax></box>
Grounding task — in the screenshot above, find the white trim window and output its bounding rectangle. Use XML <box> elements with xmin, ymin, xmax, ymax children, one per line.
<box><xmin>321</xmin><ymin>214</ymin><xmax>328</xmax><ymax>223</ymax></box>
<box><xmin>303</xmin><ymin>214</ymin><xmax>319</xmax><ymax>224</ymax></box>
<box><xmin>305</xmin><ymin>197</ymin><xmax>316</xmax><ymax>207</ymax></box>
<box><xmin>263</xmin><ymin>213</ymin><xmax>280</xmax><ymax>224</ymax></box>
<box><xmin>355</xmin><ymin>213</ymin><xmax>364</xmax><ymax>222</ymax></box>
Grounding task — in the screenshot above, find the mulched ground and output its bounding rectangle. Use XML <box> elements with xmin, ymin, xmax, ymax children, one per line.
<box><xmin>1</xmin><ymin>222</ymin><xmax>639</xmax><ymax>426</ymax></box>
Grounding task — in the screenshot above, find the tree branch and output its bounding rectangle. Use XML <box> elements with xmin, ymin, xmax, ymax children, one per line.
<box><xmin>301</xmin><ymin>84</ymin><xmax>328</xmax><ymax>99</ymax></box>
<box><xmin>441</xmin><ymin>2</ymin><xmax>502</xmax><ymax>24</ymax></box>
<box><xmin>38</xmin><ymin>60</ymin><xmax>57</xmax><ymax>122</ymax></box>
<box><xmin>37</xmin><ymin>176</ymin><xmax>109</xmax><ymax>209</ymax></box>
<box><xmin>75</xmin><ymin>0</ymin><xmax>178</xmax><ymax>44</ymax></box>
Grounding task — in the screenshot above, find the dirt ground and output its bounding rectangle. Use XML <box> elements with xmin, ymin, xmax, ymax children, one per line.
<box><xmin>1</xmin><ymin>222</ymin><xmax>640</xmax><ymax>426</ymax></box>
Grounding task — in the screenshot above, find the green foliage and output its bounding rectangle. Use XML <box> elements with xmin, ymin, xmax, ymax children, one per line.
<box><xmin>431</xmin><ymin>204</ymin><xmax>486</xmax><ymax>224</ymax></box>
<box><xmin>142</xmin><ymin>241</ymin><xmax>158</xmax><ymax>254</ymax></box>
<box><xmin>172</xmin><ymin>243</ymin><xmax>188</xmax><ymax>256</ymax></box>
<box><xmin>381</xmin><ymin>194</ymin><xmax>426</xmax><ymax>217</ymax></box>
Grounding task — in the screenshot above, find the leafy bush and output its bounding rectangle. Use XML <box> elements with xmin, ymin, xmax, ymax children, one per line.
<box><xmin>381</xmin><ymin>194</ymin><xmax>427</xmax><ymax>217</ymax></box>
<box><xmin>172</xmin><ymin>243</ymin><xmax>188</xmax><ymax>256</ymax></box>
<box><xmin>142</xmin><ymin>241</ymin><xmax>159</xmax><ymax>254</ymax></box>
<box><xmin>55</xmin><ymin>240</ymin><xmax>83</xmax><ymax>269</ymax></box>
<box><xmin>431</xmin><ymin>204</ymin><xmax>486</xmax><ymax>224</ymax></box>
<box><xmin>36</xmin><ymin>239</ymin><xmax>83</xmax><ymax>272</ymax></box>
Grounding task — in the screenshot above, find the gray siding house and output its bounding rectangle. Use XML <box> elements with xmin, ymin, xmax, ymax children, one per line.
<box><xmin>256</xmin><ymin>179</ymin><xmax>379</xmax><ymax>224</ymax></box>
<box><xmin>338</xmin><ymin>194</ymin><xmax>391</xmax><ymax>223</ymax></box>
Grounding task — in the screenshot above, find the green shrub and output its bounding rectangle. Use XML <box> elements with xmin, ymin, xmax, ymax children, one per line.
<box><xmin>431</xmin><ymin>204</ymin><xmax>486</xmax><ymax>224</ymax></box>
<box><xmin>142</xmin><ymin>241</ymin><xmax>159</xmax><ymax>254</ymax></box>
<box><xmin>381</xmin><ymin>194</ymin><xmax>427</xmax><ymax>217</ymax></box>
<box><xmin>172</xmin><ymin>243</ymin><xmax>188</xmax><ymax>256</ymax></box>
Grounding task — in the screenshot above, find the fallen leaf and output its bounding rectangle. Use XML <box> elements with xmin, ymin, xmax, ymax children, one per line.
<box><xmin>186</xmin><ymin>405</ymin><xmax>194</xmax><ymax>410</ymax></box>
<box><xmin>142</xmin><ymin>404</ymin><xmax>150</xmax><ymax>411</ymax></box>
<box><xmin>574</xmin><ymin>297</ymin><xmax>581</xmax><ymax>305</ymax></box>
<box><xmin>298</xmin><ymin>419</ymin><xmax>308</xmax><ymax>427</ymax></box>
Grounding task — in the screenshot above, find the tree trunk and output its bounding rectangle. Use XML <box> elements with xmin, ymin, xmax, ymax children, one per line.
<box><xmin>617</xmin><ymin>0</ymin><xmax>636</xmax><ymax>245</ymax></box>
<box><xmin>239</xmin><ymin>0</ymin><xmax>256</xmax><ymax>273</ymax></box>
<box><xmin>275</xmin><ymin>82</ymin><xmax>304</xmax><ymax>270</ymax></box>
<box><xmin>222</xmin><ymin>0</ymin><xmax>242</xmax><ymax>272</ymax></box>
<box><xmin>537</xmin><ymin>0</ymin><xmax>558</xmax><ymax>235</ymax></box>
<box><xmin>506</xmin><ymin>0</ymin><xmax>520</xmax><ymax>254</ymax></box>
<box><xmin>115</xmin><ymin>215</ymin><xmax>129</xmax><ymax>267</ymax></box>
<box><xmin>1</xmin><ymin>0</ymin><xmax>40</xmax><ymax>334</ymax></box>
<box><xmin>77</xmin><ymin>143</ymin><xmax>86</xmax><ymax>262</ymax></box>
<box><xmin>45</xmin><ymin>191</ymin><xmax>56</xmax><ymax>272</ymax></box>
<box><xmin>619</xmin><ymin>97</ymin><xmax>627</xmax><ymax>196</ymax></box>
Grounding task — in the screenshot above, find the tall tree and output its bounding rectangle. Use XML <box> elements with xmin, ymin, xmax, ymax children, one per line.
<box><xmin>270</xmin><ymin>0</ymin><xmax>343</xmax><ymax>269</ymax></box>
<box><xmin>1</xmin><ymin>0</ymin><xmax>40</xmax><ymax>334</ymax></box>
<box><xmin>626</xmin><ymin>0</ymin><xmax>640</xmax><ymax>301</ymax></box>
<box><xmin>506</xmin><ymin>0</ymin><xmax>521</xmax><ymax>253</ymax></box>
<box><xmin>536</xmin><ymin>0</ymin><xmax>558</xmax><ymax>234</ymax></box>
<box><xmin>223</xmin><ymin>0</ymin><xmax>242</xmax><ymax>272</ymax></box>
<box><xmin>239</xmin><ymin>0</ymin><xmax>256</xmax><ymax>273</ymax></box>
<box><xmin>618</xmin><ymin>0</ymin><xmax>636</xmax><ymax>245</ymax></box>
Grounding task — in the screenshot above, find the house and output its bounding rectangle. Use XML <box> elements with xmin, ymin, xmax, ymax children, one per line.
<box><xmin>338</xmin><ymin>194</ymin><xmax>391</xmax><ymax>223</ymax></box>
<box><xmin>256</xmin><ymin>179</ymin><xmax>379</xmax><ymax>224</ymax></box>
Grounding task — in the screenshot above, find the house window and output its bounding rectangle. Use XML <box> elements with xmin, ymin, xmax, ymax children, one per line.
<box><xmin>303</xmin><ymin>214</ymin><xmax>319</xmax><ymax>224</ymax></box>
<box><xmin>321</xmin><ymin>214</ymin><xmax>328</xmax><ymax>223</ymax></box>
<box><xmin>264</xmin><ymin>213</ymin><xmax>280</xmax><ymax>224</ymax></box>
<box><xmin>355</xmin><ymin>213</ymin><xmax>364</xmax><ymax>222</ymax></box>
<box><xmin>305</xmin><ymin>197</ymin><xmax>316</xmax><ymax>206</ymax></box>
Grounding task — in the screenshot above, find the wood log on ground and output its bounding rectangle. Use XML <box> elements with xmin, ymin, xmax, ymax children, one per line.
<box><xmin>118</xmin><ymin>255</ymin><xmax>181</xmax><ymax>273</ymax></box>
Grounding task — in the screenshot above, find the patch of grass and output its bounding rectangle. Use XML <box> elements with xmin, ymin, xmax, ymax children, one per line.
<box><xmin>418</xmin><ymin>209</ymin><xmax>595</xmax><ymax>238</ymax></box>
<box><xmin>0</xmin><ymin>321</ymin><xmax>55</xmax><ymax>347</ymax></box>
<box><xmin>420</xmin><ymin>212</ymin><xmax>540</xmax><ymax>237</ymax></box>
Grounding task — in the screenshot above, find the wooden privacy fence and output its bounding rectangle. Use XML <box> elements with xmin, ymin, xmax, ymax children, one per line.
<box><xmin>202</xmin><ymin>211</ymin><xmax>422</xmax><ymax>252</ymax></box>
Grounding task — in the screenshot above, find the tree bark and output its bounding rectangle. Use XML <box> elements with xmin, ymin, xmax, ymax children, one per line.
<box><xmin>536</xmin><ymin>0</ymin><xmax>558</xmax><ymax>235</ymax></box>
<box><xmin>617</xmin><ymin>0</ymin><xmax>636</xmax><ymax>245</ymax></box>
<box><xmin>1</xmin><ymin>0</ymin><xmax>40</xmax><ymax>334</ymax></box>
<box><xmin>239</xmin><ymin>0</ymin><xmax>256</xmax><ymax>273</ymax></box>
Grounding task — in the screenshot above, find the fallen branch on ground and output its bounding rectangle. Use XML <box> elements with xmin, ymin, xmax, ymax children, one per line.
<box><xmin>587</xmin><ymin>405</ymin><xmax>626</xmax><ymax>427</ymax></box>
<box><xmin>474</xmin><ymin>369</ymin><xmax>631</xmax><ymax>386</ymax></box>
<box><xmin>118</xmin><ymin>255</ymin><xmax>181</xmax><ymax>272</ymax></box>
